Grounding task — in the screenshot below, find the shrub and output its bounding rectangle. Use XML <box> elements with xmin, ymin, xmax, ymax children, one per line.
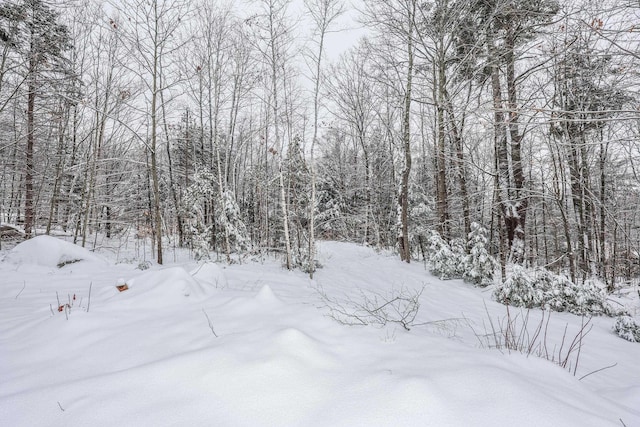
<box><xmin>494</xmin><ymin>265</ymin><xmax>543</xmax><ymax>308</ymax></box>
<box><xmin>426</xmin><ymin>225</ymin><xmax>497</xmax><ymax>286</ymax></box>
<box><xmin>317</xmin><ymin>285</ymin><xmax>424</xmax><ymax>331</ymax></box>
<box><xmin>613</xmin><ymin>316</ymin><xmax>640</xmax><ymax>343</ymax></box>
<box><xmin>427</xmin><ymin>231</ymin><xmax>464</xmax><ymax>279</ymax></box>
<box><xmin>463</xmin><ymin>222</ymin><xmax>498</xmax><ymax>288</ymax></box>
<box><xmin>546</xmin><ymin>277</ymin><xmax>608</xmax><ymax>315</ymax></box>
<box><xmin>494</xmin><ymin>266</ymin><xmax>609</xmax><ymax>315</ymax></box>
<box><xmin>470</xmin><ymin>305</ymin><xmax>592</xmax><ymax>376</ymax></box>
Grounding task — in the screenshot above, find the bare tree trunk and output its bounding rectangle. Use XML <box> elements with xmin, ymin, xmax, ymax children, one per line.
<box><xmin>444</xmin><ymin>89</ymin><xmax>471</xmax><ymax>240</ymax></box>
<box><xmin>599</xmin><ymin>136</ymin><xmax>610</xmax><ymax>290</ymax></box>
<box><xmin>24</xmin><ymin>55</ymin><xmax>36</xmax><ymax>239</ymax></box>
<box><xmin>309</xmin><ymin>37</ymin><xmax>322</xmax><ymax>276</ymax></box>
<box><xmin>150</xmin><ymin>25</ymin><xmax>163</xmax><ymax>265</ymax></box>
<box><xmin>160</xmin><ymin>85</ymin><xmax>184</xmax><ymax>249</ymax></box>
<box><xmin>550</xmin><ymin>141</ymin><xmax>577</xmax><ymax>282</ymax></box>
<box><xmin>266</xmin><ymin>0</ymin><xmax>293</xmax><ymax>269</ymax></box>
<box><xmin>306</xmin><ymin>0</ymin><xmax>343</xmax><ymax>278</ymax></box>
<box><xmin>397</xmin><ymin>0</ymin><xmax>415</xmax><ymax>263</ymax></box>
<box><xmin>46</xmin><ymin>109</ymin><xmax>68</xmax><ymax>234</ymax></box>
<box><xmin>504</xmin><ymin>31</ymin><xmax>527</xmax><ymax>263</ymax></box>
<box><xmin>434</xmin><ymin>50</ymin><xmax>449</xmax><ymax>239</ymax></box>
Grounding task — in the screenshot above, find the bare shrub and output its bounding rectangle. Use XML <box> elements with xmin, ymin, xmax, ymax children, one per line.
<box><xmin>469</xmin><ymin>303</ymin><xmax>593</xmax><ymax>375</ymax></box>
<box><xmin>318</xmin><ymin>285</ymin><xmax>424</xmax><ymax>331</ymax></box>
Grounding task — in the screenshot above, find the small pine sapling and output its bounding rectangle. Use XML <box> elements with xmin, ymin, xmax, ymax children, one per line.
<box><xmin>463</xmin><ymin>222</ymin><xmax>498</xmax><ymax>287</ymax></box>
<box><xmin>427</xmin><ymin>230</ymin><xmax>463</xmax><ymax>279</ymax></box>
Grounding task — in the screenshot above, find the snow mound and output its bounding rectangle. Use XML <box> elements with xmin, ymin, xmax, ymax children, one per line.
<box><xmin>190</xmin><ymin>262</ymin><xmax>228</xmax><ymax>291</ymax></box>
<box><xmin>255</xmin><ymin>284</ymin><xmax>282</xmax><ymax>305</ymax></box>
<box><xmin>272</xmin><ymin>328</ymin><xmax>335</xmax><ymax>369</ymax></box>
<box><xmin>221</xmin><ymin>284</ymin><xmax>284</xmax><ymax>315</ymax></box>
<box><xmin>3</xmin><ymin>235</ymin><xmax>106</xmax><ymax>268</ymax></box>
<box><xmin>115</xmin><ymin>267</ymin><xmax>205</xmax><ymax>306</ymax></box>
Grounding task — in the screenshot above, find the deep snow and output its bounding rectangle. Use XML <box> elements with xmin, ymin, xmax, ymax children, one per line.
<box><xmin>0</xmin><ymin>236</ymin><xmax>638</xmax><ymax>426</ymax></box>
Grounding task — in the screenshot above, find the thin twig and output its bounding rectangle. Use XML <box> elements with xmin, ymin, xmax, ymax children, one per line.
<box><xmin>412</xmin><ymin>317</ymin><xmax>469</xmax><ymax>327</ymax></box>
<box><xmin>15</xmin><ymin>281</ymin><xmax>25</xmax><ymax>299</ymax></box>
<box><xmin>87</xmin><ymin>282</ymin><xmax>92</xmax><ymax>313</ymax></box>
<box><xmin>57</xmin><ymin>401</ymin><xmax>65</xmax><ymax>412</ymax></box>
<box><xmin>578</xmin><ymin>363</ymin><xmax>617</xmax><ymax>381</ymax></box>
<box><xmin>202</xmin><ymin>309</ymin><xmax>218</xmax><ymax>337</ymax></box>
<box><xmin>542</xmin><ymin>310</ymin><xmax>551</xmax><ymax>360</ymax></box>
<box><xmin>574</xmin><ymin>316</ymin><xmax>586</xmax><ymax>376</ymax></box>
<box><xmin>558</xmin><ymin>323</ymin><xmax>569</xmax><ymax>367</ymax></box>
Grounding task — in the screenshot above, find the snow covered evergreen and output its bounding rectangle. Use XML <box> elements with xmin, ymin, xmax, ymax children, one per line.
<box><xmin>494</xmin><ymin>265</ymin><xmax>610</xmax><ymax>315</ymax></box>
<box><xmin>614</xmin><ymin>315</ymin><xmax>640</xmax><ymax>343</ymax></box>
<box><xmin>463</xmin><ymin>222</ymin><xmax>497</xmax><ymax>287</ymax></box>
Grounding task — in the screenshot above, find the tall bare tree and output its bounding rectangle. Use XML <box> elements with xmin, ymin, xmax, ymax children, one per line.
<box><xmin>115</xmin><ymin>0</ymin><xmax>189</xmax><ymax>264</ymax></box>
<box><xmin>305</xmin><ymin>0</ymin><xmax>343</xmax><ymax>277</ymax></box>
<box><xmin>363</xmin><ymin>0</ymin><xmax>417</xmax><ymax>262</ymax></box>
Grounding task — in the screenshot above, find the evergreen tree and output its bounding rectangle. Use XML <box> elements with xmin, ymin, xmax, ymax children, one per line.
<box><xmin>464</xmin><ymin>222</ymin><xmax>498</xmax><ymax>287</ymax></box>
<box><xmin>463</xmin><ymin>0</ymin><xmax>559</xmax><ymax>263</ymax></box>
<box><xmin>0</xmin><ymin>0</ymin><xmax>72</xmax><ymax>238</ymax></box>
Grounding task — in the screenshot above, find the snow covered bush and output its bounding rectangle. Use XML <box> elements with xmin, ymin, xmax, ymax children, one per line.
<box><xmin>494</xmin><ymin>266</ymin><xmax>609</xmax><ymax>315</ymax></box>
<box><xmin>427</xmin><ymin>231</ymin><xmax>465</xmax><ymax>279</ymax></box>
<box><xmin>463</xmin><ymin>222</ymin><xmax>498</xmax><ymax>287</ymax></box>
<box><xmin>494</xmin><ymin>265</ymin><xmax>542</xmax><ymax>308</ymax></box>
<box><xmin>613</xmin><ymin>316</ymin><xmax>640</xmax><ymax>343</ymax></box>
<box><xmin>450</xmin><ymin>238</ymin><xmax>468</xmax><ymax>270</ymax></box>
<box><xmin>217</xmin><ymin>189</ymin><xmax>249</xmax><ymax>253</ymax></box>
<box><xmin>546</xmin><ymin>278</ymin><xmax>609</xmax><ymax>315</ymax></box>
<box><xmin>409</xmin><ymin>189</ymin><xmax>433</xmax><ymax>254</ymax></box>
<box><xmin>181</xmin><ymin>169</ymin><xmax>249</xmax><ymax>260</ymax></box>
<box><xmin>426</xmin><ymin>225</ymin><xmax>496</xmax><ymax>285</ymax></box>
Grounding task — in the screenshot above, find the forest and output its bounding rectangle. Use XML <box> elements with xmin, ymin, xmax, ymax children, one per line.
<box><xmin>1</xmin><ymin>0</ymin><xmax>639</xmax><ymax>291</ymax></box>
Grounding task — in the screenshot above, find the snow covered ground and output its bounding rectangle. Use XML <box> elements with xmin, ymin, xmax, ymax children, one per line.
<box><xmin>1</xmin><ymin>236</ymin><xmax>639</xmax><ymax>426</ymax></box>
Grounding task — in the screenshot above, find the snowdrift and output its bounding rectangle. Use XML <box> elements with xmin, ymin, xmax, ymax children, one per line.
<box><xmin>190</xmin><ymin>262</ymin><xmax>228</xmax><ymax>290</ymax></box>
<box><xmin>3</xmin><ymin>235</ymin><xmax>106</xmax><ymax>268</ymax></box>
<box><xmin>112</xmin><ymin>266</ymin><xmax>217</xmax><ymax>306</ymax></box>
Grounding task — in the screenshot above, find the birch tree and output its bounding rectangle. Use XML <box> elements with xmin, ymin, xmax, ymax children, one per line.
<box><xmin>250</xmin><ymin>0</ymin><xmax>296</xmax><ymax>269</ymax></box>
<box><xmin>305</xmin><ymin>0</ymin><xmax>343</xmax><ymax>277</ymax></box>
<box><xmin>363</xmin><ymin>0</ymin><xmax>417</xmax><ymax>263</ymax></box>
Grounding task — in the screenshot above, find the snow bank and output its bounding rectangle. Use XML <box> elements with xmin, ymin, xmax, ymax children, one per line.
<box><xmin>190</xmin><ymin>262</ymin><xmax>228</xmax><ymax>291</ymax></box>
<box><xmin>114</xmin><ymin>267</ymin><xmax>206</xmax><ymax>306</ymax></box>
<box><xmin>3</xmin><ymin>235</ymin><xmax>106</xmax><ymax>268</ymax></box>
